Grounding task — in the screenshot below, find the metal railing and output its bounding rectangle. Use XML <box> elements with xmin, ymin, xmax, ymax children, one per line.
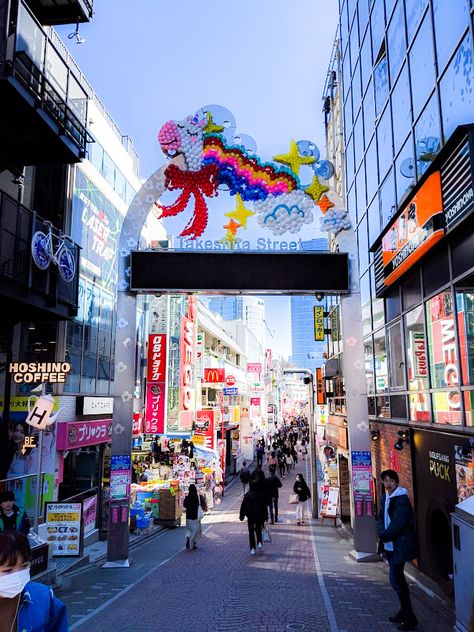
<box><xmin>0</xmin><ymin>190</ymin><xmax>80</xmax><ymax>308</ymax></box>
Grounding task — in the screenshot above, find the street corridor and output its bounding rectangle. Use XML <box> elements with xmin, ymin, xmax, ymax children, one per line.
<box><xmin>59</xmin><ymin>460</ymin><xmax>454</xmax><ymax>632</ymax></box>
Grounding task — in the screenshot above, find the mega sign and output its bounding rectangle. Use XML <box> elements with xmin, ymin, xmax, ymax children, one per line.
<box><xmin>382</xmin><ymin>172</ymin><xmax>444</xmax><ymax>288</ymax></box>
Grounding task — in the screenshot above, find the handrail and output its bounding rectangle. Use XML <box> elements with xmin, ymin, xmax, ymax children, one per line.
<box><xmin>63</xmin><ymin>487</ymin><xmax>98</xmax><ymax>503</ymax></box>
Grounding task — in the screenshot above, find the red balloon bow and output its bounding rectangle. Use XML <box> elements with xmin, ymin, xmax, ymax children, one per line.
<box><xmin>155</xmin><ymin>163</ymin><xmax>219</xmax><ymax>239</ymax></box>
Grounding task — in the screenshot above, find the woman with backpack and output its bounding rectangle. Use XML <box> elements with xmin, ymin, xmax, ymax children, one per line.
<box><xmin>293</xmin><ymin>473</ymin><xmax>311</xmax><ymax>525</ymax></box>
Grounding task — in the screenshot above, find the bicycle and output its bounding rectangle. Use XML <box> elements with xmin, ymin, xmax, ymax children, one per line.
<box><xmin>31</xmin><ymin>221</ymin><xmax>76</xmax><ymax>283</ymax></box>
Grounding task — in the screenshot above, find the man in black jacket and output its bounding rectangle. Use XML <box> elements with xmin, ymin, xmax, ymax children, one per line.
<box><xmin>265</xmin><ymin>466</ymin><xmax>282</xmax><ymax>524</ymax></box>
<box><xmin>239</xmin><ymin>481</ymin><xmax>268</xmax><ymax>555</ymax></box>
<box><xmin>377</xmin><ymin>469</ymin><xmax>418</xmax><ymax>631</ymax></box>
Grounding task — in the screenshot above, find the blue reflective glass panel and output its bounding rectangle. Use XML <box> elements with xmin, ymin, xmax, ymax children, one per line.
<box><xmin>347</xmin><ymin>182</ymin><xmax>357</xmax><ymax>224</ymax></box>
<box><xmin>350</xmin><ymin>13</ymin><xmax>360</xmax><ymax>74</ymax></box>
<box><xmin>346</xmin><ymin>133</ymin><xmax>355</xmax><ymax>187</ymax></box>
<box><xmin>376</xmin><ymin>104</ymin><xmax>393</xmax><ymax>181</ymax></box>
<box><xmin>440</xmin><ymin>33</ymin><xmax>474</xmax><ymax>139</ymax></box>
<box><xmin>352</xmin><ymin>59</ymin><xmax>363</xmax><ymax>115</ymax></box>
<box><xmin>358</xmin><ymin>213</ymin><xmax>369</xmax><ymax>273</ymax></box>
<box><xmin>380</xmin><ymin>168</ymin><xmax>396</xmax><ymax>227</ymax></box>
<box><xmin>361</xmin><ymin>31</ymin><xmax>373</xmax><ymax>92</ymax></box>
<box><xmin>341</xmin><ymin>1</ymin><xmax>350</xmax><ymax>58</ymax></box>
<box><xmin>387</xmin><ymin>0</ymin><xmax>406</xmax><ymax>83</ymax></box>
<box><xmin>391</xmin><ymin>62</ymin><xmax>412</xmax><ymax>155</ymax></box>
<box><xmin>343</xmin><ymin>49</ymin><xmax>352</xmax><ymax>99</ymax></box>
<box><xmin>405</xmin><ymin>0</ymin><xmax>427</xmax><ymax>43</ymax></box>
<box><xmin>363</xmin><ymin>78</ymin><xmax>376</xmax><ymax>144</ymax></box>
<box><xmin>414</xmin><ymin>92</ymin><xmax>441</xmax><ymax>178</ymax></box>
<box><xmin>366</xmin><ymin>135</ymin><xmax>378</xmax><ymax>203</ymax></box>
<box><xmin>433</xmin><ymin>0</ymin><xmax>470</xmax><ymax>73</ymax></box>
<box><xmin>358</xmin><ymin>0</ymin><xmax>370</xmax><ymax>38</ymax></box>
<box><xmin>409</xmin><ymin>13</ymin><xmax>436</xmax><ymax>120</ymax></box>
<box><xmin>374</xmin><ymin>54</ymin><xmax>389</xmax><ymax>115</ymax></box>
<box><xmin>354</xmin><ymin>111</ymin><xmax>364</xmax><ymax>169</ymax></box>
<box><xmin>367</xmin><ymin>194</ymin><xmax>381</xmax><ymax>246</ymax></box>
<box><xmin>356</xmin><ymin>162</ymin><xmax>367</xmax><ymax>218</ymax></box>
<box><xmin>395</xmin><ymin>134</ymin><xmax>415</xmax><ymax>203</ymax></box>
<box><xmin>371</xmin><ymin>0</ymin><xmax>386</xmax><ymax>59</ymax></box>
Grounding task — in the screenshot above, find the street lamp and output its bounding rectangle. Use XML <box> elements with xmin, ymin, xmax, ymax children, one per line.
<box><xmin>283</xmin><ymin>368</ymin><xmax>319</xmax><ymax>519</ymax></box>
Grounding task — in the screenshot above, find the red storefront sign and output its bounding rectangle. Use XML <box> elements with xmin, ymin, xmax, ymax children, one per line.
<box><xmin>179</xmin><ymin>316</ymin><xmax>195</xmax><ymax>431</ymax></box>
<box><xmin>132</xmin><ymin>413</ymin><xmax>143</xmax><ymax>436</ymax></box>
<box><xmin>250</xmin><ymin>397</ymin><xmax>260</xmax><ymax>406</ymax></box>
<box><xmin>247</xmin><ymin>363</ymin><xmax>262</xmax><ymax>374</ymax></box>
<box><xmin>204</xmin><ymin>368</ymin><xmax>225</xmax><ymax>383</ymax></box>
<box><xmin>145</xmin><ymin>382</ymin><xmax>166</xmax><ymax>434</ymax></box>
<box><xmin>147</xmin><ymin>334</ymin><xmax>167</xmax><ymax>383</ymax></box>
<box><xmin>57</xmin><ymin>419</ymin><xmax>112</xmax><ymax>450</ymax></box>
<box><xmin>195</xmin><ymin>409</ymin><xmax>215</xmax><ymax>450</ymax></box>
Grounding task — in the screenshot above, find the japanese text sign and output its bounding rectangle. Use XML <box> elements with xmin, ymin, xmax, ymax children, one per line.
<box><xmin>56</xmin><ymin>420</ymin><xmax>112</xmax><ymax>450</ymax></box>
<box><xmin>45</xmin><ymin>502</ymin><xmax>82</xmax><ymax>557</ymax></box>
<box><xmin>147</xmin><ymin>334</ymin><xmax>167</xmax><ymax>383</ymax></box>
<box><xmin>314</xmin><ymin>306</ymin><xmax>325</xmax><ymax>341</ymax></box>
<box><xmin>145</xmin><ymin>383</ymin><xmax>165</xmax><ymax>434</ymax></box>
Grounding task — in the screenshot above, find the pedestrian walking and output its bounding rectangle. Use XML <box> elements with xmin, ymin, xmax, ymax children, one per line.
<box><xmin>239</xmin><ymin>461</ymin><xmax>251</xmax><ymax>494</ymax></box>
<box><xmin>293</xmin><ymin>473</ymin><xmax>311</xmax><ymax>525</ymax></box>
<box><xmin>301</xmin><ymin>438</ymin><xmax>308</xmax><ymax>460</ymax></box>
<box><xmin>239</xmin><ymin>481</ymin><xmax>268</xmax><ymax>555</ymax></box>
<box><xmin>256</xmin><ymin>442</ymin><xmax>265</xmax><ymax>468</ymax></box>
<box><xmin>268</xmin><ymin>451</ymin><xmax>278</xmax><ymax>470</ymax></box>
<box><xmin>265</xmin><ymin>466</ymin><xmax>282</xmax><ymax>523</ymax></box>
<box><xmin>277</xmin><ymin>451</ymin><xmax>286</xmax><ymax>478</ymax></box>
<box><xmin>291</xmin><ymin>444</ymin><xmax>298</xmax><ymax>467</ymax></box>
<box><xmin>183</xmin><ymin>484</ymin><xmax>207</xmax><ymax>550</ymax></box>
<box><xmin>377</xmin><ymin>469</ymin><xmax>418</xmax><ymax>631</ymax></box>
<box><xmin>0</xmin><ymin>491</ymin><xmax>30</xmax><ymax>535</ymax></box>
<box><xmin>0</xmin><ymin>531</ymin><xmax>68</xmax><ymax>631</ymax></box>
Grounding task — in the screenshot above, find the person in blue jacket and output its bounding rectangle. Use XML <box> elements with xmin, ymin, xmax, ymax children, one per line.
<box><xmin>0</xmin><ymin>491</ymin><xmax>30</xmax><ymax>535</ymax></box>
<box><xmin>377</xmin><ymin>469</ymin><xmax>419</xmax><ymax>631</ymax></box>
<box><xmin>0</xmin><ymin>531</ymin><xmax>68</xmax><ymax>631</ymax></box>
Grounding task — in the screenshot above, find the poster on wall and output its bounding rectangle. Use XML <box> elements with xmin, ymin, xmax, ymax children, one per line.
<box><xmin>455</xmin><ymin>445</ymin><xmax>474</xmax><ymax>503</ymax></box>
<box><xmin>351</xmin><ymin>451</ymin><xmax>373</xmax><ymax>517</ymax></box>
<box><xmin>45</xmin><ymin>502</ymin><xmax>82</xmax><ymax>557</ymax></box>
<box><xmin>194</xmin><ymin>409</ymin><xmax>215</xmax><ymax>450</ymax></box>
<box><xmin>110</xmin><ymin>455</ymin><xmax>131</xmax><ymax>501</ymax></box>
<box><xmin>320</xmin><ymin>485</ymin><xmax>339</xmax><ymax>516</ymax></box>
<box><xmin>82</xmin><ymin>495</ymin><xmax>98</xmax><ymax>535</ymax></box>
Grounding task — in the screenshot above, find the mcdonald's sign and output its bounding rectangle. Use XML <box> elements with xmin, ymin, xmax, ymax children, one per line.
<box><xmin>204</xmin><ymin>368</ymin><xmax>225</xmax><ymax>383</ymax></box>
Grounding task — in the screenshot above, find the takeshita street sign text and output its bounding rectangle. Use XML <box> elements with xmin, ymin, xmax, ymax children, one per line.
<box><xmin>153</xmin><ymin>105</ymin><xmax>351</xmax><ymax>249</ymax></box>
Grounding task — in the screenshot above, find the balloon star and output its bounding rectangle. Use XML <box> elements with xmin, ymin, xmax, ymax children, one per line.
<box><xmin>225</xmin><ymin>194</ymin><xmax>255</xmax><ymax>228</ymax></box>
<box><xmin>316</xmin><ymin>194</ymin><xmax>334</xmax><ymax>214</ymax></box>
<box><xmin>204</xmin><ymin>111</ymin><xmax>224</xmax><ymax>134</ymax></box>
<box><xmin>220</xmin><ymin>232</ymin><xmax>240</xmax><ymax>249</ymax></box>
<box><xmin>273</xmin><ymin>140</ymin><xmax>315</xmax><ymax>176</ymax></box>
<box><xmin>223</xmin><ymin>218</ymin><xmax>241</xmax><ymax>236</ymax></box>
<box><xmin>305</xmin><ymin>176</ymin><xmax>329</xmax><ymax>202</ymax></box>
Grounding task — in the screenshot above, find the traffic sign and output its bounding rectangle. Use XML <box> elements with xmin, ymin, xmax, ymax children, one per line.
<box><xmin>225</xmin><ymin>374</ymin><xmax>236</xmax><ymax>386</ymax></box>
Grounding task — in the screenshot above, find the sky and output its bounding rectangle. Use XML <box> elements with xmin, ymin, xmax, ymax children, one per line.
<box><xmin>57</xmin><ymin>0</ymin><xmax>339</xmax><ymax>359</ymax></box>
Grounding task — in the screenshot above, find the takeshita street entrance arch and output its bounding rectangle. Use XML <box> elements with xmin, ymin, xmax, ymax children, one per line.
<box><xmin>106</xmin><ymin>106</ymin><xmax>376</xmax><ymax>566</ymax></box>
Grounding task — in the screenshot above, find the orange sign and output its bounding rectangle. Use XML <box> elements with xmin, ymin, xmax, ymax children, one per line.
<box><xmin>316</xmin><ymin>368</ymin><xmax>326</xmax><ymax>405</ymax></box>
<box><xmin>382</xmin><ymin>172</ymin><xmax>444</xmax><ymax>288</ymax></box>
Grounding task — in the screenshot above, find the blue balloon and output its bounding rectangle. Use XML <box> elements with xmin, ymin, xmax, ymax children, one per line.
<box><xmin>314</xmin><ymin>160</ymin><xmax>335</xmax><ymax>180</ymax></box>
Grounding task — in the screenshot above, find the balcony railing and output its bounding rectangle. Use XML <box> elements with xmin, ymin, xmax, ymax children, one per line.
<box><xmin>24</xmin><ymin>0</ymin><xmax>94</xmax><ymax>25</ymax></box>
<box><xmin>0</xmin><ymin>190</ymin><xmax>79</xmax><ymax>311</ymax></box>
<box><xmin>3</xmin><ymin>1</ymin><xmax>89</xmax><ymax>157</ymax></box>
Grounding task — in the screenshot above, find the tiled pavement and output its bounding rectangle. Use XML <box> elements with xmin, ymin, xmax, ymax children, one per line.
<box><xmin>58</xmin><ymin>459</ymin><xmax>454</xmax><ymax>632</ymax></box>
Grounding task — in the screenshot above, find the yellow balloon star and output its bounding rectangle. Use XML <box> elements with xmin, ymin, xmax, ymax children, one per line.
<box><xmin>223</xmin><ymin>218</ymin><xmax>241</xmax><ymax>236</ymax></box>
<box><xmin>273</xmin><ymin>140</ymin><xmax>315</xmax><ymax>176</ymax></box>
<box><xmin>220</xmin><ymin>232</ymin><xmax>240</xmax><ymax>249</ymax></box>
<box><xmin>304</xmin><ymin>175</ymin><xmax>329</xmax><ymax>202</ymax></box>
<box><xmin>224</xmin><ymin>194</ymin><xmax>255</xmax><ymax>228</ymax></box>
<box><xmin>203</xmin><ymin>111</ymin><xmax>224</xmax><ymax>134</ymax></box>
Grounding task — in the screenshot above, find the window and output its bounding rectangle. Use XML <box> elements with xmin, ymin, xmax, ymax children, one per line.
<box><xmin>409</xmin><ymin>392</ymin><xmax>431</xmax><ymax>422</ymax></box>
<box><xmin>371</xmin><ymin>266</ymin><xmax>385</xmax><ymax>329</ymax></box>
<box><xmin>371</xmin><ymin>0</ymin><xmax>386</xmax><ymax>59</ymax></box>
<box><xmin>387</xmin><ymin>0</ymin><xmax>406</xmax><ymax>83</ymax></box>
<box><xmin>391</xmin><ymin>63</ymin><xmax>412</xmax><ymax>155</ymax></box>
<box><xmin>464</xmin><ymin>391</ymin><xmax>474</xmax><ymax>427</ymax></box>
<box><xmin>367</xmin><ymin>196</ymin><xmax>381</xmax><ymax>246</ymax></box>
<box><xmin>405</xmin><ymin>305</ymin><xmax>429</xmax><ymax>390</ymax></box>
<box><xmin>380</xmin><ymin>168</ymin><xmax>396</xmax><ymax>226</ymax></box>
<box><xmin>405</xmin><ymin>0</ymin><xmax>427</xmax><ymax>43</ymax></box>
<box><xmin>363</xmin><ymin>79</ymin><xmax>375</xmax><ymax>144</ymax></box>
<box><xmin>356</xmin><ymin>163</ymin><xmax>367</xmax><ymax>218</ymax></box>
<box><xmin>409</xmin><ymin>13</ymin><xmax>436</xmax><ymax>121</ymax></box>
<box><xmin>358</xmin><ymin>213</ymin><xmax>369</xmax><ymax>274</ymax></box>
<box><xmin>414</xmin><ymin>93</ymin><xmax>441</xmax><ymax>178</ymax></box>
<box><xmin>388</xmin><ymin>321</ymin><xmax>405</xmax><ymax>388</ymax></box>
<box><xmin>354</xmin><ymin>111</ymin><xmax>364</xmax><ymax>168</ymax></box>
<box><xmin>345</xmin><ymin>134</ymin><xmax>355</xmax><ymax>187</ymax></box>
<box><xmin>365</xmin><ymin>136</ymin><xmax>378</xmax><ymax>204</ymax></box>
<box><xmin>456</xmin><ymin>281</ymin><xmax>474</xmax><ymax>385</ymax></box>
<box><xmin>395</xmin><ymin>134</ymin><xmax>415</xmax><ymax>203</ymax></box>
<box><xmin>374</xmin><ymin>328</ymin><xmax>387</xmax><ymax>392</ymax></box>
<box><xmin>343</xmin><ymin>50</ymin><xmax>352</xmax><ymax>100</ymax></box>
<box><xmin>374</xmin><ymin>53</ymin><xmax>389</xmax><ymax>116</ymax></box>
<box><xmin>432</xmin><ymin>0</ymin><xmax>470</xmax><ymax>73</ymax></box>
<box><xmin>376</xmin><ymin>104</ymin><xmax>393</xmax><ymax>181</ymax></box>
<box><xmin>361</xmin><ymin>31</ymin><xmax>372</xmax><ymax>91</ymax></box>
<box><xmin>426</xmin><ymin>291</ymin><xmax>462</xmax><ymax>425</ymax></box>
<box><xmin>358</xmin><ymin>0</ymin><xmax>370</xmax><ymax>37</ymax></box>
<box><xmin>386</xmin><ymin>286</ymin><xmax>402</xmax><ymax>321</ymax></box>
<box><xmin>347</xmin><ymin>183</ymin><xmax>357</xmax><ymax>225</ymax></box>
<box><xmin>423</xmin><ymin>246</ymin><xmax>449</xmax><ymax>297</ymax></box>
<box><xmin>350</xmin><ymin>10</ymin><xmax>360</xmax><ymax>75</ymax></box>
<box><xmin>440</xmin><ymin>33</ymin><xmax>474</xmax><ymax>140</ymax></box>
<box><xmin>403</xmin><ymin>271</ymin><xmax>422</xmax><ymax>311</ymax></box>
<box><xmin>361</xmin><ymin>272</ymin><xmax>372</xmax><ymax>336</ymax></box>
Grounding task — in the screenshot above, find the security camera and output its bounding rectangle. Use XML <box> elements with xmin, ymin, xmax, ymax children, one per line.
<box><xmin>315</xmin><ymin>293</ymin><xmax>325</xmax><ymax>302</ymax></box>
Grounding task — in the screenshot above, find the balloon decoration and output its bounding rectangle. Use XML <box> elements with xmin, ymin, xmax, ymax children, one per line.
<box><xmin>156</xmin><ymin>106</ymin><xmax>351</xmax><ymax>239</ymax></box>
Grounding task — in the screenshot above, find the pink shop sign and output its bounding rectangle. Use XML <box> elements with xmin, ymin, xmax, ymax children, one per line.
<box><xmin>57</xmin><ymin>419</ymin><xmax>113</xmax><ymax>450</ymax></box>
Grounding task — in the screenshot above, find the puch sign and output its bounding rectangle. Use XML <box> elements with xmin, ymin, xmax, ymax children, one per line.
<box><xmin>9</xmin><ymin>362</ymin><xmax>71</xmax><ymax>384</ymax></box>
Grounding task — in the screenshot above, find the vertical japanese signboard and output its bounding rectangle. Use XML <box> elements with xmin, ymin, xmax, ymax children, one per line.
<box><xmin>314</xmin><ymin>306</ymin><xmax>325</xmax><ymax>341</ymax></box>
<box><xmin>145</xmin><ymin>334</ymin><xmax>167</xmax><ymax>434</ymax></box>
<box><xmin>110</xmin><ymin>455</ymin><xmax>131</xmax><ymax>501</ymax></box>
<box><xmin>316</xmin><ymin>368</ymin><xmax>326</xmax><ymax>404</ymax></box>
<box><xmin>351</xmin><ymin>451</ymin><xmax>373</xmax><ymax>517</ymax></box>
<box><xmin>179</xmin><ymin>316</ymin><xmax>196</xmax><ymax>431</ymax></box>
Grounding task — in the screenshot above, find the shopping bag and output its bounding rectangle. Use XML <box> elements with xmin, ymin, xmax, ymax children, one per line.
<box><xmin>289</xmin><ymin>494</ymin><xmax>299</xmax><ymax>504</ymax></box>
<box><xmin>262</xmin><ymin>526</ymin><xmax>272</xmax><ymax>543</ymax></box>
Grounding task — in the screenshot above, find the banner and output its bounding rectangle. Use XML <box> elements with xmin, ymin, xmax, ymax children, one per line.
<box><xmin>179</xmin><ymin>316</ymin><xmax>196</xmax><ymax>431</ymax></box>
<box><xmin>145</xmin><ymin>383</ymin><xmax>165</xmax><ymax>434</ymax></box>
<box><xmin>147</xmin><ymin>334</ymin><xmax>167</xmax><ymax>383</ymax></box>
<box><xmin>314</xmin><ymin>306</ymin><xmax>325</xmax><ymax>341</ymax></box>
<box><xmin>194</xmin><ymin>409</ymin><xmax>215</xmax><ymax>450</ymax></box>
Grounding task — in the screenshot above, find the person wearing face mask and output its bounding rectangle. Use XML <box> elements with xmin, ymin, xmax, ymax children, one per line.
<box><xmin>0</xmin><ymin>491</ymin><xmax>30</xmax><ymax>535</ymax></box>
<box><xmin>0</xmin><ymin>531</ymin><xmax>68</xmax><ymax>632</ymax></box>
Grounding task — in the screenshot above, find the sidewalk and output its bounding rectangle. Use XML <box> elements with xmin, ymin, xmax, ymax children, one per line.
<box><xmin>56</xmin><ymin>458</ymin><xmax>454</xmax><ymax>632</ymax></box>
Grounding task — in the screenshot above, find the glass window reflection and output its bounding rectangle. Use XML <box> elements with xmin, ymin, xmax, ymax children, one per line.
<box><xmin>374</xmin><ymin>54</ymin><xmax>389</xmax><ymax>116</ymax></box>
<box><xmin>358</xmin><ymin>213</ymin><xmax>369</xmax><ymax>273</ymax></box>
<box><xmin>352</xmin><ymin>60</ymin><xmax>362</xmax><ymax>115</ymax></box>
<box><xmin>356</xmin><ymin>164</ymin><xmax>367</xmax><ymax>220</ymax></box>
<box><xmin>395</xmin><ymin>134</ymin><xmax>415</xmax><ymax>204</ymax></box>
<box><xmin>380</xmin><ymin>168</ymin><xmax>396</xmax><ymax>226</ymax></box>
<box><xmin>367</xmin><ymin>196</ymin><xmax>381</xmax><ymax>246</ymax></box>
<box><xmin>361</xmin><ymin>32</ymin><xmax>372</xmax><ymax>91</ymax></box>
<box><xmin>346</xmin><ymin>134</ymin><xmax>355</xmax><ymax>187</ymax></box>
<box><xmin>440</xmin><ymin>33</ymin><xmax>474</xmax><ymax>140</ymax></box>
<box><xmin>409</xmin><ymin>393</ymin><xmax>431</xmax><ymax>422</ymax></box>
<box><xmin>433</xmin><ymin>0</ymin><xmax>470</xmax><ymax>73</ymax></box>
<box><xmin>363</xmin><ymin>79</ymin><xmax>375</xmax><ymax>144</ymax></box>
<box><xmin>376</xmin><ymin>104</ymin><xmax>393</xmax><ymax>181</ymax></box>
<box><xmin>391</xmin><ymin>63</ymin><xmax>412</xmax><ymax>155</ymax></box>
<box><xmin>374</xmin><ymin>328</ymin><xmax>388</xmax><ymax>392</ymax></box>
<box><xmin>409</xmin><ymin>13</ymin><xmax>436</xmax><ymax>121</ymax></box>
<box><xmin>358</xmin><ymin>0</ymin><xmax>370</xmax><ymax>41</ymax></box>
<box><xmin>414</xmin><ymin>93</ymin><xmax>441</xmax><ymax>178</ymax></box>
<box><xmin>387</xmin><ymin>0</ymin><xmax>406</xmax><ymax>83</ymax></box>
<box><xmin>365</xmin><ymin>136</ymin><xmax>378</xmax><ymax>203</ymax></box>
<box><xmin>405</xmin><ymin>305</ymin><xmax>429</xmax><ymax>390</ymax></box>
<box><xmin>364</xmin><ymin>336</ymin><xmax>375</xmax><ymax>393</ymax></box>
<box><xmin>456</xmin><ymin>282</ymin><xmax>474</xmax><ymax>386</ymax></box>
<box><xmin>350</xmin><ymin>14</ymin><xmax>360</xmax><ymax>75</ymax></box>
<box><xmin>371</xmin><ymin>0</ymin><xmax>386</xmax><ymax>59</ymax></box>
<box><xmin>388</xmin><ymin>321</ymin><xmax>405</xmax><ymax>388</ymax></box>
<box><xmin>405</xmin><ymin>0</ymin><xmax>427</xmax><ymax>43</ymax></box>
<box><xmin>361</xmin><ymin>273</ymin><xmax>372</xmax><ymax>337</ymax></box>
<box><xmin>354</xmin><ymin>112</ymin><xmax>364</xmax><ymax>168</ymax></box>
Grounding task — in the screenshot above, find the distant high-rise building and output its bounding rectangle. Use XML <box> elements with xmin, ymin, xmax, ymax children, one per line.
<box><xmin>207</xmin><ymin>296</ymin><xmax>265</xmax><ymax>343</ymax></box>
<box><xmin>290</xmin><ymin>238</ymin><xmax>328</xmax><ymax>375</ymax></box>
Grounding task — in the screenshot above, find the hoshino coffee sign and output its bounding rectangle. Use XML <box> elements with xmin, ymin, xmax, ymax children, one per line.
<box><xmin>9</xmin><ymin>362</ymin><xmax>72</xmax><ymax>383</ymax></box>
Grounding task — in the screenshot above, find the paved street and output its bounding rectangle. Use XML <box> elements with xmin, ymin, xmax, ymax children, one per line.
<box><xmin>58</xmin><ymin>459</ymin><xmax>454</xmax><ymax>632</ymax></box>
